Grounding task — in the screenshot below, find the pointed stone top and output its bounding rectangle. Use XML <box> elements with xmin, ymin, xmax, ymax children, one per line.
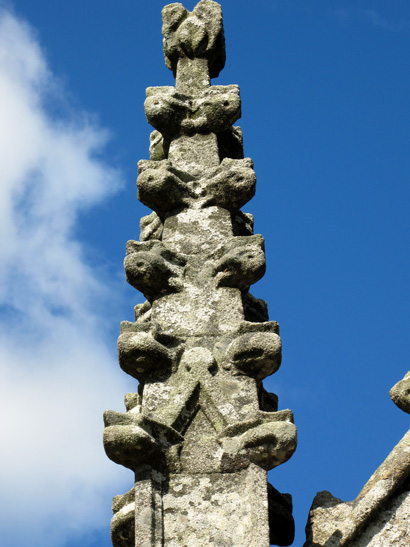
<box><xmin>162</xmin><ymin>0</ymin><xmax>225</xmax><ymax>86</ymax></box>
<box><xmin>390</xmin><ymin>370</ymin><xmax>410</xmax><ymax>415</ymax></box>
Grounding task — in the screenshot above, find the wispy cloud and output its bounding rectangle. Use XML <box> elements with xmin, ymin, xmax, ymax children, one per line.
<box><xmin>334</xmin><ymin>8</ymin><xmax>410</xmax><ymax>32</ymax></box>
<box><xmin>363</xmin><ymin>9</ymin><xmax>410</xmax><ymax>32</ymax></box>
<box><xmin>0</xmin><ymin>7</ymin><xmax>133</xmax><ymax>546</ymax></box>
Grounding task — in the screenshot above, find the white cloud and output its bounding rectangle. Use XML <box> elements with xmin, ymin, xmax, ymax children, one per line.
<box><xmin>0</xmin><ymin>7</ymin><xmax>134</xmax><ymax>546</ymax></box>
<box><xmin>363</xmin><ymin>10</ymin><xmax>410</xmax><ymax>32</ymax></box>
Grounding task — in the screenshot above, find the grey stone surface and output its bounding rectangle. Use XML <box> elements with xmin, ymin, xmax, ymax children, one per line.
<box><xmin>390</xmin><ymin>371</ymin><xmax>410</xmax><ymax>415</ymax></box>
<box><xmin>162</xmin><ymin>1</ymin><xmax>225</xmax><ymax>82</ymax></box>
<box><xmin>304</xmin><ymin>371</ymin><xmax>410</xmax><ymax>547</ymax></box>
<box><xmin>104</xmin><ymin>1</ymin><xmax>296</xmax><ymax>545</ymax></box>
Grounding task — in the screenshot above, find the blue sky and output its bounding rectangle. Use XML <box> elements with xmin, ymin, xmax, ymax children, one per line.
<box><xmin>0</xmin><ymin>1</ymin><xmax>409</xmax><ymax>546</ymax></box>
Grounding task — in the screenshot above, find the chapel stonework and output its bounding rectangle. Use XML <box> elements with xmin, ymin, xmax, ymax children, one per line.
<box><xmin>103</xmin><ymin>1</ymin><xmax>297</xmax><ymax>546</ymax></box>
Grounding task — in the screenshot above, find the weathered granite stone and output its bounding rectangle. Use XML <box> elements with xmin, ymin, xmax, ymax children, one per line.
<box><xmin>117</xmin><ymin>331</ymin><xmax>174</xmax><ymax>382</ymax></box>
<box><xmin>149</xmin><ymin>125</ymin><xmax>244</xmax><ymax>163</ymax></box>
<box><xmin>390</xmin><ymin>371</ymin><xmax>410</xmax><ymax>415</ymax></box>
<box><xmin>212</xmin><ymin>234</ymin><xmax>266</xmax><ymax>290</ymax></box>
<box><xmin>144</xmin><ymin>85</ymin><xmax>241</xmax><ymax>137</ymax></box>
<box><xmin>137</xmin><ymin>157</ymin><xmax>255</xmax><ymax>216</ymax></box>
<box><xmin>304</xmin><ymin>370</ymin><xmax>410</xmax><ymax>547</ymax></box>
<box><xmin>140</xmin><ymin>212</ymin><xmax>163</xmax><ymax>242</ymax></box>
<box><xmin>222</xmin><ymin>330</ymin><xmax>281</xmax><ymax>380</ymax></box>
<box><xmin>124</xmin><ymin>240</ymin><xmax>186</xmax><ymax>300</ymax></box>
<box><xmin>104</xmin><ymin>2</ymin><xmax>296</xmax><ymax>545</ymax></box>
<box><xmin>111</xmin><ymin>487</ymin><xmax>135</xmax><ymax>547</ymax></box>
<box><xmin>162</xmin><ymin>0</ymin><xmax>225</xmax><ymax>81</ymax></box>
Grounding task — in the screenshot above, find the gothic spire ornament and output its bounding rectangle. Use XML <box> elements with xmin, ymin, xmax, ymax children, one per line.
<box><xmin>103</xmin><ymin>2</ymin><xmax>297</xmax><ymax>545</ymax></box>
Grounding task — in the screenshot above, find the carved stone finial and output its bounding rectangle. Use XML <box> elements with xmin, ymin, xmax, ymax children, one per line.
<box><xmin>162</xmin><ymin>0</ymin><xmax>225</xmax><ymax>91</ymax></box>
<box><xmin>104</xmin><ymin>2</ymin><xmax>296</xmax><ymax>545</ymax></box>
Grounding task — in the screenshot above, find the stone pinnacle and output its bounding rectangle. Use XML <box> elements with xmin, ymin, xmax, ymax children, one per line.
<box><xmin>103</xmin><ymin>2</ymin><xmax>297</xmax><ymax>545</ymax></box>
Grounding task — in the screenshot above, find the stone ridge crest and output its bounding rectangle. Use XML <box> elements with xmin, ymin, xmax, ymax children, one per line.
<box><xmin>304</xmin><ymin>371</ymin><xmax>410</xmax><ymax>547</ymax></box>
